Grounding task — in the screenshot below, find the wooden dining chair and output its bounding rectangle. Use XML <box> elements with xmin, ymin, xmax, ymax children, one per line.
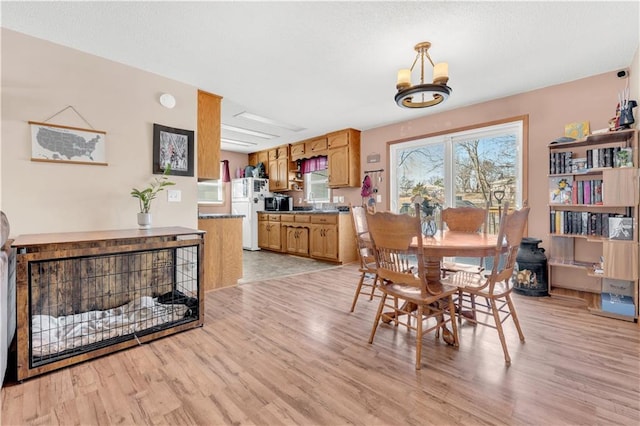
<box><xmin>441</xmin><ymin>201</ymin><xmax>530</xmax><ymax>364</ymax></box>
<box><xmin>366</xmin><ymin>209</ymin><xmax>459</xmax><ymax>370</ymax></box>
<box><xmin>440</xmin><ymin>202</ymin><xmax>489</xmax><ymax>277</ymax></box>
<box><xmin>439</xmin><ymin>202</ymin><xmax>490</xmax><ymax>322</ymax></box>
<box><xmin>348</xmin><ymin>204</ymin><xmax>380</xmax><ymax>312</ymax></box>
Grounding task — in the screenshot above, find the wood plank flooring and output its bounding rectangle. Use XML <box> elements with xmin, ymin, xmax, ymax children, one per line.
<box><xmin>2</xmin><ymin>263</ymin><xmax>639</xmax><ymax>425</ymax></box>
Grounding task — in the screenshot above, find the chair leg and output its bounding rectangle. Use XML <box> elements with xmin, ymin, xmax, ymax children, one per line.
<box><xmin>368</xmin><ymin>274</ymin><xmax>378</xmax><ymax>300</ymax></box>
<box><xmin>470</xmin><ymin>294</ymin><xmax>477</xmax><ymax>322</ymax></box>
<box><xmin>369</xmin><ymin>293</ymin><xmax>387</xmax><ymax>344</ymax></box>
<box><xmin>490</xmin><ymin>298</ymin><xmax>511</xmax><ymax>364</ymax></box>
<box><xmin>506</xmin><ymin>294</ymin><xmax>525</xmax><ymax>342</ymax></box>
<box><xmin>393</xmin><ymin>297</ymin><xmax>400</xmax><ymax>327</ymax></box>
<box><xmin>447</xmin><ymin>296</ymin><xmax>459</xmax><ymax>347</ymax></box>
<box><xmin>415</xmin><ymin>305</ymin><xmax>423</xmax><ymax>370</ymax></box>
<box><xmin>350</xmin><ymin>272</ymin><xmax>366</xmax><ymax>312</ymax></box>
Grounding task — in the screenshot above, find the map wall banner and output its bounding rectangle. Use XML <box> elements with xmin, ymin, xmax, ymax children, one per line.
<box><xmin>29</xmin><ymin>121</ymin><xmax>107</xmax><ymax>166</ymax></box>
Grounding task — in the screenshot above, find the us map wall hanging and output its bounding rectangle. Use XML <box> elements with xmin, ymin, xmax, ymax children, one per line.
<box><xmin>29</xmin><ymin>121</ymin><xmax>107</xmax><ymax>166</ymax></box>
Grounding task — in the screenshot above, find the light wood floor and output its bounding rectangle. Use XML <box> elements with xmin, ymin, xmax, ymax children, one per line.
<box><xmin>2</xmin><ymin>263</ymin><xmax>639</xmax><ymax>425</ymax></box>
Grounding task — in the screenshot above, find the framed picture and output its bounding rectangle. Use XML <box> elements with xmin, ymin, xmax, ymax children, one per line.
<box><xmin>608</xmin><ymin>216</ymin><xmax>633</xmax><ymax>240</ymax></box>
<box><xmin>564</xmin><ymin>121</ymin><xmax>590</xmax><ymax>139</ymax></box>
<box><xmin>29</xmin><ymin>121</ymin><xmax>107</xmax><ymax>166</ymax></box>
<box><xmin>153</xmin><ymin>123</ymin><xmax>194</xmax><ymax>176</ymax></box>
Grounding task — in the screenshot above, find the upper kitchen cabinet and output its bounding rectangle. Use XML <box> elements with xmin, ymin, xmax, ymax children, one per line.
<box><xmin>306</xmin><ymin>136</ymin><xmax>328</xmax><ymax>157</ymax></box>
<box><xmin>248</xmin><ymin>152</ymin><xmax>257</xmax><ymax>167</ymax></box>
<box><xmin>327</xmin><ymin>128</ymin><xmax>361</xmax><ymax>188</ymax></box>
<box><xmin>197</xmin><ymin>90</ymin><xmax>223</xmax><ymax>179</ymax></box>
<box><xmin>268</xmin><ymin>145</ymin><xmax>289</xmax><ymax>192</ymax></box>
<box><xmin>249</xmin><ymin>150</ymin><xmax>269</xmax><ymax>167</ymax></box>
<box><xmin>290</xmin><ymin>141</ymin><xmax>306</xmax><ymax>162</ymax></box>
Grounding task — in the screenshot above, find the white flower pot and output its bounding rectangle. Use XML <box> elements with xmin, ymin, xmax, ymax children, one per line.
<box><xmin>137</xmin><ymin>213</ymin><xmax>152</xmax><ymax>229</ymax></box>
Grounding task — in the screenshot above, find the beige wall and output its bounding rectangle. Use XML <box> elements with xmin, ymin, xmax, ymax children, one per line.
<box><xmin>2</xmin><ymin>29</ymin><xmax>638</xmax><ymax>245</ymax></box>
<box><xmin>345</xmin><ymin>64</ymin><xmax>640</xmax><ymax>251</ymax></box>
<box><xmin>1</xmin><ymin>29</ymin><xmax>199</xmax><ymax>237</ymax></box>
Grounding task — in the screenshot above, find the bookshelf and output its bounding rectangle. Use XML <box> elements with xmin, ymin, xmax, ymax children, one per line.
<box><xmin>547</xmin><ymin>129</ymin><xmax>638</xmax><ymax>321</ymax></box>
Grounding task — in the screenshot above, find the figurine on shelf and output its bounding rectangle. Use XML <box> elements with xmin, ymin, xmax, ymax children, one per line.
<box><xmin>619</xmin><ymin>99</ymin><xmax>637</xmax><ymax>129</ymax></box>
<box><xmin>613</xmin><ymin>88</ymin><xmax>637</xmax><ymax>130</ymax></box>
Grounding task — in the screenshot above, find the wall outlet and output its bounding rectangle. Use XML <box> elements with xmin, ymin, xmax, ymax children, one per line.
<box><xmin>333</xmin><ymin>196</ymin><xmax>339</xmax><ymax>203</ymax></box>
<box><xmin>338</xmin><ymin>196</ymin><xmax>344</xmax><ymax>203</ymax></box>
<box><xmin>167</xmin><ymin>189</ymin><xmax>181</xmax><ymax>202</ymax></box>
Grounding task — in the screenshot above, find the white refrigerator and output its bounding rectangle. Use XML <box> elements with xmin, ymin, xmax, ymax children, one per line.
<box><xmin>231</xmin><ymin>178</ymin><xmax>271</xmax><ymax>250</ymax></box>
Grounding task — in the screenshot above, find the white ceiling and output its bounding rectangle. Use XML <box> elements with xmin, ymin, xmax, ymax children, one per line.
<box><xmin>2</xmin><ymin>1</ymin><xmax>639</xmax><ymax>153</ymax></box>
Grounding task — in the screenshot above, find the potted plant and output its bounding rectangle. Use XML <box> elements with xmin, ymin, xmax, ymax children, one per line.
<box><xmin>130</xmin><ymin>164</ymin><xmax>175</xmax><ymax>229</ymax></box>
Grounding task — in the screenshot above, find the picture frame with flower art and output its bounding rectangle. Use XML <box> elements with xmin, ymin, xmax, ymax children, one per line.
<box><xmin>549</xmin><ymin>177</ymin><xmax>573</xmax><ymax>204</ymax></box>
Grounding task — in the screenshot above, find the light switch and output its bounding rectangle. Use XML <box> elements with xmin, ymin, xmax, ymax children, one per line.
<box><xmin>168</xmin><ymin>189</ymin><xmax>181</xmax><ymax>202</ymax></box>
<box><xmin>376</xmin><ymin>194</ymin><xmax>382</xmax><ymax>203</ymax></box>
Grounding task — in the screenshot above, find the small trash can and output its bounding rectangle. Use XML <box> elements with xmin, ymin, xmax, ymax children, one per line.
<box><xmin>512</xmin><ymin>237</ymin><xmax>548</xmax><ymax>296</ymax></box>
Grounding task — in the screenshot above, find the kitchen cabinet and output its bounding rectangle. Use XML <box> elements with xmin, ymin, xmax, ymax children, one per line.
<box><xmin>327</xmin><ymin>128</ymin><xmax>361</xmax><ymax>188</ymax></box>
<box><xmin>290</xmin><ymin>141</ymin><xmax>306</xmax><ymax>161</ymax></box>
<box><xmin>259</xmin><ymin>212</ymin><xmax>357</xmax><ymax>264</ymax></box>
<box><xmin>248</xmin><ymin>152</ymin><xmax>257</xmax><ymax>167</ymax></box>
<box><xmin>249</xmin><ymin>151</ymin><xmax>269</xmax><ymax>167</ymax></box>
<box><xmin>282</xmin><ymin>214</ymin><xmax>310</xmax><ymax>255</ymax></box>
<box><xmin>306</xmin><ymin>136</ymin><xmax>328</xmax><ymax>157</ymax></box>
<box><xmin>268</xmin><ymin>146</ymin><xmax>289</xmax><ymax>192</ymax></box>
<box><xmin>286</xmin><ymin>227</ymin><xmax>309</xmax><ymax>255</ymax></box>
<box><xmin>309</xmin><ymin>215</ymin><xmax>339</xmax><ymax>261</ymax></box>
<box><xmin>258</xmin><ymin>213</ymin><xmax>282</xmax><ymax>251</ymax></box>
<box><xmin>197</xmin><ymin>90</ymin><xmax>222</xmax><ymax>179</ymax></box>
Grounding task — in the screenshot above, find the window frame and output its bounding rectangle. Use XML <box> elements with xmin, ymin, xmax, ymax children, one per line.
<box><xmin>304</xmin><ymin>169</ymin><xmax>331</xmax><ymax>203</ymax></box>
<box><xmin>389</xmin><ymin>117</ymin><xmax>528</xmax><ymax>213</ymax></box>
<box><xmin>197</xmin><ymin>163</ymin><xmax>226</xmax><ymax>205</ymax></box>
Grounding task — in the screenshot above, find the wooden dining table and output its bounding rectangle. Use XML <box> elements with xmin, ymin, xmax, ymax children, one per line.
<box><xmin>416</xmin><ymin>230</ymin><xmax>502</xmax><ymax>290</ymax></box>
<box><xmin>379</xmin><ymin>230</ymin><xmax>503</xmax><ymax>337</ymax></box>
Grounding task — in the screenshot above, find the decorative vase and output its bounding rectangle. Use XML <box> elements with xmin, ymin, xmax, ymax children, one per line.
<box><xmin>137</xmin><ymin>213</ymin><xmax>152</xmax><ymax>229</ymax></box>
<box><xmin>421</xmin><ymin>217</ymin><xmax>437</xmax><ymax>237</ymax></box>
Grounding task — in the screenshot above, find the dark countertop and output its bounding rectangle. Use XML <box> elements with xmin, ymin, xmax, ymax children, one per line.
<box><xmin>258</xmin><ymin>210</ymin><xmax>349</xmax><ymax>215</ymax></box>
<box><xmin>198</xmin><ymin>214</ymin><xmax>244</xmax><ymax>219</ymax></box>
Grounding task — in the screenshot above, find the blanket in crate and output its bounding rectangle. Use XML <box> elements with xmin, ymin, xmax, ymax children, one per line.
<box><xmin>31</xmin><ymin>295</ymin><xmax>191</xmax><ymax>356</ymax></box>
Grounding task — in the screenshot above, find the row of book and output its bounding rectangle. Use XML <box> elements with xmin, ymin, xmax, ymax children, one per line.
<box><xmin>573</xmin><ymin>179</ymin><xmax>603</xmax><ymax>205</ymax></box>
<box><xmin>549</xmin><ymin>177</ymin><xmax>603</xmax><ymax>205</ymax></box>
<box><xmin>549</xmin><ymin>211</ymin><xmax>632</xmax><ymax>240</ymax></box>
<box><xmin>549</xmin><ymin>146</ymin><xmax>632</xmax><ymax>175</ymax></box>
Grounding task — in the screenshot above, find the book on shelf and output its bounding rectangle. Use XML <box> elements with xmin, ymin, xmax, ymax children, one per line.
<box><xmin>550</xmin><ymin>211</ymin><xmax>610</xmax><ymax>237</ymax></box>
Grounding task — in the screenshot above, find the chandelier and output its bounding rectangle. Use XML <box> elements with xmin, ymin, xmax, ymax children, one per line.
<box><xmin>395</xmin><ymin>41</ymin><xmax>451</xmax><ymax>108</ymax></box>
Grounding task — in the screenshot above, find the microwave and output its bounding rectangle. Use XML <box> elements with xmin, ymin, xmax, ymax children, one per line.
<box><xmin>265</xmin><ymin>196</ymin><xmax>292</xmax><ymax>211</ymax></box>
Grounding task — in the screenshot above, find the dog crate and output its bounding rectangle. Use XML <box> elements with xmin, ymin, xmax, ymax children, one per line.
<box><xmin>12</xmin><ymin>227</ymin><xmax>204</xmax><ymax>380</ymax></box>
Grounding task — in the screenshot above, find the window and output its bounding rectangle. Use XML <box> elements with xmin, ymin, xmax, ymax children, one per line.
<box><xmin>197</xmin><ymin>179</ymin><xmax>223</xmax><ymax>204</ymax></box>
<box><xmin>390</xmin><ymin>119</ymin><xmax>525</xmax><ymax>234</ymax></box>
<box><xmin>197</xmin><ymin>162</ymin><xmax>226</xmax><ymax>204</ymax></box>
<box><xmin>304</xmin><ymin>169</ymin><xmax>331</xmax><ymax>203</ymax></box>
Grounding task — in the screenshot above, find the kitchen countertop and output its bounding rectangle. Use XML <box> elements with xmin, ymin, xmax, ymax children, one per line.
<box><xmin>198</xmin><ymin>214</ymin><xmax>244</xmax><ymax>219</ymax></box>
<box><xmin>258</xmin><ymin>210</ymin><xmax>350</xmax><ymax>215</ymax></box>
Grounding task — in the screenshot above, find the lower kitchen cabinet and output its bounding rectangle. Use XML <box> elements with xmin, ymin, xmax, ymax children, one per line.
<box><xmin>286</xmin><ymin>227</ymin><xmax>309</xmax><ymax>255</ymax></box>
<box><xmin>258</xmin><ymin>212</ymin><xmax>356</xmax><ymax>264</ymax></box>
<box><xmin>258</xmin><ymin>214</ymin><xmax>282</xmax><ymax>251</ymax></box>
<box><xmin>309</xmin><ymin>223</ymin><xmax>338</xmax><ymax>260</ymax></box>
